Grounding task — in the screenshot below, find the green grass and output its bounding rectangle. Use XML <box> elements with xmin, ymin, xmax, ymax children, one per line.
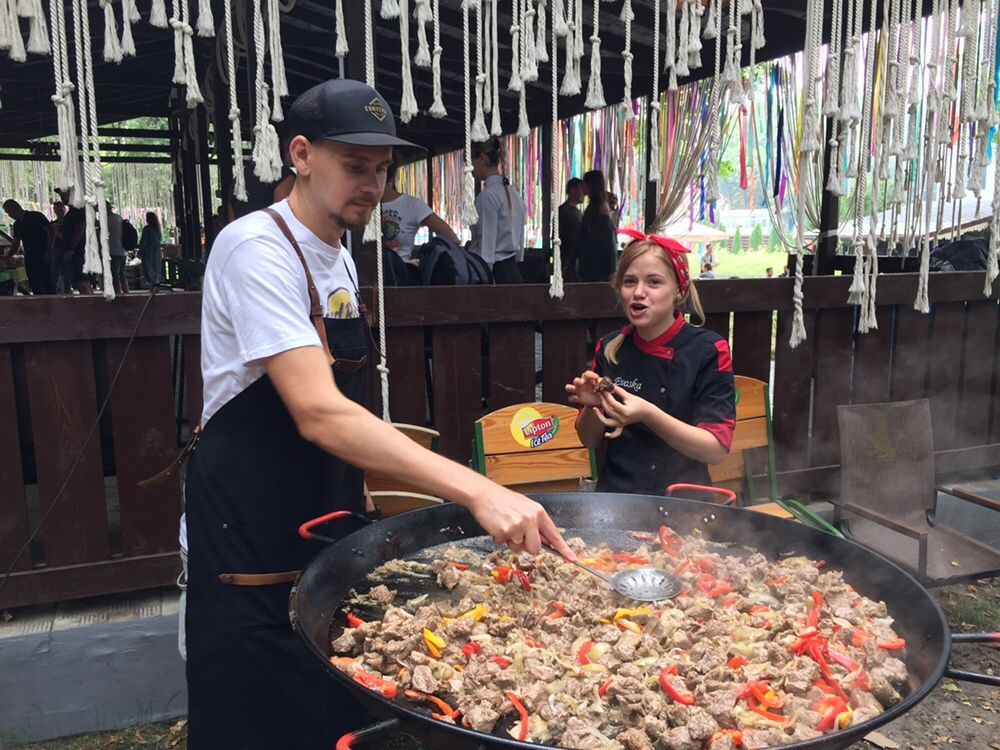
<box><xmin>11</xmin><ymin>722</ymin><xmax>186</xmax><ymax>750</ymax></box>
<box><xmin>702</xmin><ymin>248</ymin><xmax>788</xmax><ymax>279</ymax></box>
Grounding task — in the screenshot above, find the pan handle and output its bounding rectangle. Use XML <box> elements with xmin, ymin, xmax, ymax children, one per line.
<box><xmin>335</xmin><ymin>718</ymin><xmax>401</xmax><ymax>750</ymax></box>
<box><xmin>945</xmin><ymin>633</ymin><xmax>1000</xmax><ymax>687</ymax></box>
<box><xmin>299</xmin><ymin>510</ymin><xmax>374</xmax><ymax>544</ymax></box>
<box><xmin>666</xmin><ymin>483</ymin><xmax>738</xmax><ymax>506</ymax></box>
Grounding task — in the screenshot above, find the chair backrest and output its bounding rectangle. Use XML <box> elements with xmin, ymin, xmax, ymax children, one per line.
<box><xmin>473</xmin><ymin>403</ymin><xmax>597</xmax><ymax>493</ymax></box>
<box><xmin>366</xmin><ymin>423</ymin><xmax>441</xmax><ymax>494</ymax></box>
<box><xmin>709</xmin><ymin>376</ymin><xmax>777</xmax><ymax>503</ymax></box>
<box><xmin>837</xmin><ymin>399</ymin><xmax>936</xmax><ymax>518</ymax></box>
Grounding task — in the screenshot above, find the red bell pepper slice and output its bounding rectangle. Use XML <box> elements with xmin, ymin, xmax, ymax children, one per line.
<box><xmin>489</xmin><ymin>656</ymin><xmax>511</xmax><ymax>669</ymax></box>
<box><xmin>659</xmin><ymin>667</ymin><xmax>696</xmax><ymax>705</ymax></box>
<box><xmin>748</xmin><ymin>680</ymin><xmax>785</xmax><ymax>709</ymax></box>
<box><xmin>598</xmin><ymin>678</ymin><xmax>613</xmax><ymax>697</ymax></box>
<box><xmin>727</xmin><ymin>655</ymin><xmax>748</xmax><ymax>670</ymax></box>
<box><xmin>404</xmin><ymin>689</ymin><xmax>459</xmax><ymax>720</ymax></box>
<box><xmin>444</xmin><ymin>561</ymin><xmax>470</xmax><ymax>570</ymax></box>
<box><xmin>707</xmin><ymin>729</ymin><xmax>744</xmax><ymax>747</ymax></box>
<box><xmin>706</xmin><ymin>584</ymin><xmax>734</xmax><ymax>598</ymax></box>
<box><xmin>852</xmin><ymin>626</ymin><xmax>873</xmax><ymax>647</ymax></box>
<box><xmin>827</xmin><ymin>647</ymin><xmax>861</xmax><ymax>673</ymax></box>
<box><xmin>658</xmin><ymin>525</ymin><xmax>682</xmax><ymax>555</ymax></box>
<box><xmin>812</xmin><ymin>591</ymin><xmax>825</xmax><ymax>607</ymax></box>
<box><xmin>547</xmin><ymin>601</ymin><xmax>567</xmax><ymax>620</ymax></box>
<box><xmin>505</xmin><ymin>691</ymin><xmax>529</xmax><ymax>741</ymax></box>
<box><xmin>461</xmin><ymin>642</ymin><xmax>482</xmax><ymax>659</ymax></box>
<box><xmin>813</xmin><ymin>696</ymin><xmax>849</xmax><ymax>732</ymax></box>
<box><xmin>351</xmin><ymin>670</ymin><xmax>398</xmax><ymax>699</ymax></box>
<box><xmin>492</xmin><ymin>565</ymin><xmax>512</xmax><ymax>584</ymax></box>
<box><xmin>876</xmin><ymin>638</ymin><xmax>906</xmax><ymax>650</ymax></box>
<box><xmin>748</xmin><ymin>604</ymin><xmax>771</xmax><ymax>614</ymax></box>
<box><xmin>695</xmin><ymin>556</ymin><xmax>716</xmax><ymax>573</ymax></box>
<box><xmin>514</xmin><ymin>569</ymin><xmax>531</xmax><ymax>591</ymax></box>
<box><xmin>696</xmin><ymin>574</ymin><xmax>716</xmax><ymax>594</ymax></box>
<box><xmin>575</xmin><ymin>640</ymin><xmax>594</xmax><ymax>665</ymax></box>
<box><xmin>346</xmin><ymin>613</ymin><xmax>365</xmax><ymax>628</ymax></box>
<box><xmin>749</xmin><ymin>699</ymin><xmax>788</xmax><ymax>724</ymax></box>
<box><xmin>611</xmin><ymin>553</ymin><xmax>649</xmax><ymax>565</ymax></box>
<box><xmin>765</xmin><ymin>576</ymin><xmax>788</xmax><ymax>586</ymax></box>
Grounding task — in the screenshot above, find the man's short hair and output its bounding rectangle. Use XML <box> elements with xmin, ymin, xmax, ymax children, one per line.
<box><xmin>566</xmin><ymin>178</ymin><xmax>583</xmax><ymax>194</ymax></box>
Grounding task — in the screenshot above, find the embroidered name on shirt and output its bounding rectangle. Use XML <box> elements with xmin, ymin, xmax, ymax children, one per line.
<box><xmin>614</xmin><ymin>377</ymin><xmax>643</xmax><ymax>392</ymax></box>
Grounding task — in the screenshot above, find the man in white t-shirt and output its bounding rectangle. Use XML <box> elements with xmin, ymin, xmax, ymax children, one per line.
<box><xmin>182</xmin><ymin>79</ymin><xmax>574</xmax><ymax>750</ymax></box>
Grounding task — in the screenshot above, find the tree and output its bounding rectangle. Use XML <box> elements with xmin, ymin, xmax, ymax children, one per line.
<box><xmin>767</xmin><ymin>230</ymin><xmax>782</xmax><ymax>253</ymax></box>
<box><xmin>749</xmin><ymin>224</ymin><xmax>764</xmax><ymax>253</ymax></box>
<box><xmin>730</xmin><ymin>226</ymin><xmax>743</xmax><ymax>254</ymax></box>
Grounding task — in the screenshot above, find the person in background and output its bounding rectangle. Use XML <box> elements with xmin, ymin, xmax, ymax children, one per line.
<box><xmin>578</xmin><ymin>170</ymin><xmax>617</xmax><ymax>283</ymax></box>
<box><xmin>779</xmin><ymin>266</ymin><xmax>789</xmax><ymax>278</ymax></box>
<box><xmin>139</xmin><ymin>211</ymin><xmax>163</xmax><ymax>287</ymax></box>
<box><xmin>702</xmin><ymin>243</ymin><xmax>717</xmax><ymax>269</ymax></box>
<box><xmin>558</xmin><ymin>177</ymin><xmax>585</xmax><ymax>283</ymax></box>
<box><xmin>567</xmin><ymin>231</ymin><xmax>735</xmax><ymax>495</ymax></box>
<box><xmin>3</xmin><ymin>199</ymin><xmax>53</xmax><ymax>295</ymax></box>
<box><xmin>469</xmin><ymin>136</ymin><xmax>527</xmax><ymax>284</ymax></box>
<box><xmin>700</xmin><ymin>262</ymin><xmax>716</xmax><ymax>279</ymax></box>
<box><xmin>765</xmin><ymin>267</ymin><xmax>774</xmax><ymax>278</ymax></box>
<box><xmin>381</xmin><ymin>159</ymin><xmax>459</xmax><ymax>283</ymax></box>
<box><xmin>55</xmin><ymin>189</ymin><xmax>93</xmax><ymax>294</ymax></box>
<box><xmin>48</xmin><ymin>201</ymin><xmax>67</xmax><ymax>292</ymax></box>
<box><xmin>122</xmin><ymin>214</ymin><xmax>139</xmax><ymax>258</ymax></box>
<box><xmin>106</xmin><ymin>203</ymin><xmax>128</xmax><ymax>295</ymax></box>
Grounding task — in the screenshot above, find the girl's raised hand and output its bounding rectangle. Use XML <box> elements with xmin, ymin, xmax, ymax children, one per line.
<box><xmin>565</xmin><ymin>370</ymin><xmax>604</xmax><ymax>408</ymax></box>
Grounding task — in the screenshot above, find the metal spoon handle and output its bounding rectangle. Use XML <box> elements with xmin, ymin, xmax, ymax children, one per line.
<box><xmin>570</xmin><ymin>558</ymin><xmax>616</xmax><ymax>587</ymax></box>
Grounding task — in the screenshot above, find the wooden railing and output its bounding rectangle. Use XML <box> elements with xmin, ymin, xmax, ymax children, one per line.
<box><xmin>1</xmin><ymin>272</ymin><xmax>998</xmax><ymax>608</ymax></box>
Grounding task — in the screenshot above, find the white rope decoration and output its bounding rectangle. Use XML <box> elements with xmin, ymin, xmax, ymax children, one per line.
<box><xmin>483</xmin><ymin>0</ymin><xmax>493</xmax><ymax>115</ymax></box>
<box><xmin>334</xmin><ymin>0</ymin><xmax>348</xmax><ymax>57</ymax></box>
<box><xmin>508</xmin><ymin>0</ymin><xmax>522</xmax><ymax>92</ymax></box>
<box><xmin>517</xmin><ymin>0</ymin><xmax>530</xmax><ymax>135</ymax></box>
<box><xmin>267</xmin><ymin>0</ymin><xmax>287</xmax><ymax>119</ymax></box>
<box><xmin>25</xmin><ymin>0</ymin><xmax>48</xmax><ymax>54</ymax></box>
<box><xmin>687</xmin><ymin>0</ymin><xmax>704</xmax><ymax>72</ymax></box>
<box><xmin>429</xmin><ymin>0</ymin><xmax>447</xmax><ymax>117</ymax></box>
<box><xmin>619</xmin><ymin>0</ymin><xmax>633</xmax><ymax>119</ymax></box>
<box><xmin>224</xmin><ymin>0</ymin><xmax>247</xmax><ymax>201</ymax></box>
<box><xmin>522</xmin><ymin>0</ymin><xmax>538</xmax><ymax>82</ymax></box>
<box><xmin>73</xmin><ymin>0</ymin><xmax>114</xmax><ymax>299</ymax></box>
<box><xmin>839</xmin><ymin>0</ymin><xmax>861</xmax><ymax>123</ymax></box>
<box><xmin>665</xmin><ymin>0</ymin><xmax>677</xmax><ymax>90</ymax></box>
<box><xmin>461</xmin><ymin>0</ymin><xmax>478</xmax><ymax>225</ymax></box>
<box><xmin>414</xmin><ymin>0</ymin><xmax>431</xmax><ymax>66</ymax></box>
<box><xmin>182</xmin><ymin>0</ymin><xmax>203</xmax><ymax>106</ymax></box>
<box><xmin>648</xmin><ymin>0</ymin><xmax>660</xmax><ymax>184</ymax></box>
<box><xmin>790</xmin><ymin>0</ymin><xmax>824</xmax><ymax>348</ymax></box>
<box><xmin>720</xmin><ymin>0</ymin><xmax>737</xmax><ymax>88</ymax></box>
<box><xmin>824</xmin><ymin>0</ymin><xmax>843</xmax><ymax>118</ymax></box>
<box><xmin>101</xmin><ymin>0</ymin><xmax>123</xmax><ymax>63</ymax></box>
<box><xmin>559</xmin><ymin>0</ymin><xmax>580</xmax><ymax>95</ymax></box>
<box><xmin>471</xmin><ymin>0</ymin><xmax>488</xmax><ymax>138</ymax></box>
<box><xmin>853</xmin><ymin>0</ymin><xmax>880</xmax><ymax>325</ymax></box>
<box><xmin>751</xmin><ymin>0</ymin><xmax>765</xmax><ymax>49</ymax></box>
<box><xmin>120</xmin><ymin>0</ymin><xmax>136</xmax><ymax>56</ymax></box>
<box><xmin>536</xmin><ymin>0</ymin><xmax>548</xmax><ymax>63</ymax></box>
<box><xmin>986</xmin><ymin>128</ymin><xmax>1000</xmax><ymax>295</ymax></box>
<box><xmin>548</xmin><ymin>0</ymin><xmax>563</xmax><ymax>298</ymax></box>
<box><xmin>584</xmin><ymin>0</ymin><xmax>604</xmax><ymax>109</ymax></box>
<box><xmin>398</xmin><ymin>0</ymin><xmax>418</xmax><ymax>122</ymax></box>
<box><xmin>251</xmin><ymin>0</ymin><xmax>281</xmax><ymax>181</ymax></box>
<box><xmin>196</xmin><ymin>0</ymin><xmax>213</xmax><ymax>36</ymax></box>
<box><xmin>675</xmin><ymin>0</ymin><xmax>689</xmax><ymax>78</ymax></box>
<box><xmin>170</xmin><ymin>0</ymin><xmax>185</xmax><ymax>81</ymax></box>
<box><xmin>916</xmin><ymin>0</ymin><xmax>944</xmax><ymax>312</ymax></box>
<box><xmin>49</xmin><ymin>0</ymin><xmax>79</xmax><ymax>205</ymax></box>
<box><xmin>363</xmin><ymin>0</ymin><xmax>380</xmax><ymax>242</ymax></box>
<box><xmin>489</xmin><ymin>0</ymin><xmax>502</xmax><ymax>135</ymax></box>
<box><xmin>150</xmin><ymin>0</ymin><xmax>168</xmax><ymax>28</ymax></box>
<box><xmin>381</xmin><ymin>0</ymin><xmax>400</xmax><ymax>19</ymax></box>
<box><xmin>2</xmin><ymin>0</ymin><xmax>27</xmax><ymax>62</ymax></box>
<box><xmin>703</xmin><ymin>0</ymin><xmax>722</xmax><ymax>205</ymax></box>
<box><xmin>552</xmin><ymin>0</ymin><xmax>567</xmax><ymax>37</ymax></box>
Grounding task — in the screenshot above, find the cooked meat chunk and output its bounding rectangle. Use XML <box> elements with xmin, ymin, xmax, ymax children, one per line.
<box><xmin>410</xmin><ymin>665</ymin><xmax>438</xmax><ymax>694</ymax></box>
<box><xmin>685</xmin><ymin>707</ymin><xmax>721</xmax><ymax>741</ymax></box>
<box><xmin>662</xmin><ymin>725</ymin><xmax>699</xmax><ymax>750</ymax></box>
<box><xmin>463</xmin><ymin>704</ymin><xmax>500</xmax><ymax>733</ymax></box>
<box><xmin>437</xmin><ymin>565</ymin><xmax>461</xmax><ymax>590</ymax></box>
<box><xmin>368</xmin><ymin>584</ymin><xmax>395</xmax><ymax>604</ymax></box>
<box><xmin>617</xmin><ymin>727</ymin><xmax>652</xmax><ymax>750</ymax></box>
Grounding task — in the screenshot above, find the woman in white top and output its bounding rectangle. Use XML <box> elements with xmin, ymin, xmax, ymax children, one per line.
<box><xmin>381</xmin><ymin>162</ymin><xmax>459</xmax><ymax>265</ymax></box>
<box><xmin>469</xmin><ymin>137</ymin><xmax>527</xmax><ymax>284</ymax></box>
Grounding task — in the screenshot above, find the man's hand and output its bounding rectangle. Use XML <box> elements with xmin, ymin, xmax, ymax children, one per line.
<box><xmin>565</xmin><ymin>370</ymin><xmax>603</xmax><ymax>409</ymax></box>
<box><xmin>466</xmin><ymin>486</ymin><xmax>576</xmax><ymax>561</ymax></box>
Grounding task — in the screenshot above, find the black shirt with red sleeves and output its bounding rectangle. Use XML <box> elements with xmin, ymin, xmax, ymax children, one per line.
<box><xmin>589</xmin><ymin>314</ymin><xmax>736</xmax><ymax>495</ymax></box>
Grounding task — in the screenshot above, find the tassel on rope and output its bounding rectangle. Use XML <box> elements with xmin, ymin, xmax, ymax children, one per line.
<box><xmin>675</xmin><ymin>0</ymin><xmax>689</xmax><ymax>77</ymax></box>
<box><xmin>522</xmin><ymin>0</ymin><xmax>538</xmax><ymax>82</ymax></box>
<box><xmin>414</xmin><ymin>0</ymin><xmax>431</xmax><ymax>66</ymax></box>
<box><xmin>461</xmin><ymin>0</ymin><xmax>479</xmax><ymax>225</ymax></box>
<box><xmin>181</xmin><ymin>0</ymin><xmax>203</xmax><ymax>106</ymax></box>
<box><xmin>381</xmin><ymin>0</ymin><xmax>400</xmax><ymax>19</ymax></box>
<box><xmin>548</xmin><ymin>0</ymin><xmax>562</xmax><ymax>298</ymax></box>
<box><xmin>648</xmin><ymin>0</ymin><xmax>661</xmax><ymax>184</ymax></box>
<box><xmin>25</xmin><ymin>0</ymin><xmax>48</xmax><ymax>54</ymax></box>
<box><xmin>196</xmin><ymin>0</ymin><xmax>213</xmax><ymax>36</ymax></box>
<box><xmin>398</xmin><ymin>0</ymin><xmax>418</xmax><ymax>122</ymax></box>
<box><xmin>552</xmin><ymin>0</ymin><xmax>567</xmax><ymax>37</ymax></box>
<box><xmin>251</xmin><ymin>0</ymin><xmax>281</xmax><ymax>182</ymax></box>
<box><xmin>665</xmin><ymin>0</ymin><xmax>677</xmax><ymax>90</ymax></box>
<box><xmin>266</xmin><ymin>0</ymin><xmax>287</xmax><ymax>118</ymax></box>
<box><xmin>101</xmin><ymin>0</ymin><xmax>123</xmax><ymax>63</ymax></box>
<box><xmin>429</xmin><ymin>0</ymin><xmax>447</xmax><ymax>117</ymax></box>
<box><xmin>150</xmin><ymin>0</ymin><xmax>168</xmax><ymax>28</ymax></box>
<box><xmin>536</xmin><ymin>0</ymin><xmax>548</xmax><ymax>62</ymax></box>
<box><xmin>584</xmin><ymin>0</ymin><xmax>604</xmax><ymax>109</ymax></box>
<box><xmin>49</xmin><ymin>0</ymin><xmax>80</xmax><ymax>203</ymax></box>
<box><xmin>170</xmin><ymin>0</ymin><xmax>185</xmax><ymax>83</ymax></box>
<box><xmin>508</xmin><ymin>0</ymin><xmax>522</xmax><ymax>92</ymax></box>
<box><xmin>489</xmin><ymin>0</ymin><xmax>502</xmax><ymax>134</ymax></box>
<box><xmin>223</xmin><ymin>0</ymin><xmax>246</xmax><ymax>201</ymax></box>
<box><xmin>334</xmin><ymin>0</ymin><xmax>348</xmax><ymax>57</ymax></box>
<box><xmin>559</xmin><ymin>0</ymin><xmax>580</xmax><ymax>95</ymax></box>
<box><xmin>471</xmin><ymin>0</ymin><xmax>488</xmax><ymax>138</ymax></box>
<box><xmin>120</xmin><ymin>0</ymin><xmax>136</xmax><ymax>56</ymax></box>
<box><xmin>687</xmin><ymin>0</ymin><xmax>704</xmax><ymax>71</ymax></box>
<box><xmin>847</xmin><ymin>244</ymin><xmax>864</xmax><ymax>305</ymax></box>
<box><xmin>720</xmin><ymin>0</ymin><xmax>738</xmax><ymax>88</ymax></box>
<box><xmin>620</xmin><ymin>0</ymin><xmax>633</xmax><ymax>117</ymax></box>
<box><xmin>986</xmin><ymin>137</ymin><xmax>1000</xmax><ymax>294</ymax></box>
<box><xmin>363</xmin><ymin>0</ymin><xmax>379</xmax><ymax>242</ymax></box>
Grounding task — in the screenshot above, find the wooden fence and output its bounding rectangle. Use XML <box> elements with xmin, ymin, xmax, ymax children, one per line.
<box><xmin>1</xmin><ymin>272</ymin><xmax>998</xmax><ymax>608</ymax></box>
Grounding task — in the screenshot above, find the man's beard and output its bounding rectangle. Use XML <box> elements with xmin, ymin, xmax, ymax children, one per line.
<box><xmin>329</xmin><ymin>206</ymin><xmax>374</xmax><ymax>234</ymax></box>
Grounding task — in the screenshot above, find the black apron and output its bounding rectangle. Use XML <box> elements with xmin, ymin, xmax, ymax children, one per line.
<box><xmin>184</xmin><ymin>220</ymin><xmax>370</xmax><ymax>749</ymax></box>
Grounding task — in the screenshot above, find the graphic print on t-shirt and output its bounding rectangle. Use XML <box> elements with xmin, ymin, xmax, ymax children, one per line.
<box><xmin>381</xmin><ymin>210</ymin><xmax>402</xmax><ymax>250</ymax></box>
<box><xmin>327</xmin><ymin>287</ymin><xmax>359</xmax><ymax>319</ymax></box>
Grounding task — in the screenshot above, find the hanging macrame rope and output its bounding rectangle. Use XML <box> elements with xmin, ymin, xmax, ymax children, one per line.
<box><xmin>224</xmin><ymin>0</ymin><xmax>246</xmax><ymax>201</ymax></box>
<box><xmin>584</xmin><ymin>0</ymin><xmax>604</xmax><ymax>108</ymax></box>
<box><xmin>251</xmin><ymin>0</ymin><xmax>281</xmax><ymax>181</ymax></box>
<box><xmin>986</xmin><ymin>115</ymin><xmax>1000</xmax><ymax>295</ymax></box>
<box><xmin>120</xmin><ymin>0</ymin><xmax>136</xmax><ymax>56</ymax></box>
<box><xmin>266</xmin><ymin>0</ymin><xmax>287</xmax><ymax>119</ymax></box>
<box><xmin>559</xmin><ymin>0</ymin><xmax>580</xmax><ymax>94</ymax></box>
<box><xmin>49</xmin><ymin>0</ymin><xmax>79</xmax><ymax>205</ymax></box>
<box><xmin>334</xmin><ymin>0</ymin><xmax>348</xmax><ymax>57</ymax></box>
<box><xmin>381</xmin><ymin>0</ymin><xmax>399</xmax><ymax>18</ymax></box>
<box><xmin>619</xmin><ymin>0</ymin><xmax>633</xmax><ymax>118</ymax></box>
<box><xmin>516</xmin><ymin>0</ymin><xmax>530</xmax><ymax>135</ymax></box>
<box><xmin>398</xmin><ymin>0</ymin><xmax>418</xmax><ymax>122</ymax></box>
<box><xmin>24</xmin><ymin>0</ymin><xmax>48</xmax><ymax>54</ymax></box>
<box><xmin>4</xmin><ymin>0</ymin><xmax>28</xmax><ymax>62</ymax></box>
<box><xmin>415</xmin><ymin>0</ymin><xmax>431</xmax><ymax>66</ymax></box>
<box><xmin>687</xmin><ymin>0</ymin><xmax>704</xmax><ymax>72</ymax></box>
<box><xmin>471</xmin><ymin>0</ymin><xmax>488</xmax><ymax>138</ymax></box>
<box><xmin>489</xmin><ymin>0</ymin><xmax>502</xmax><ymax>134</ymax></box>
<box><xmin>429</xmin><ymin>0</ymin><xmax>447</xmax><ymax>117</ymax></box>
<box><xmin>73</xmin><ymin>0</ymin><xmax>114</xmax><ymax>299</ymax></box>
<box><xmin>536</xmin><ymin>0</ymin><xmax>548</xmax><ymax>63</ymax></box>
<box><xmin>483</xmin><ymin>0</ymin><xmax>493</xmax><ymax>115</ymax></box>
<box><xmin>549</xmin><ymin>0</ymin><xmax>563</xmax><ymax>298</ymax></box>
<box><xmin>508</xmin><ymin>0</ymin><xmax>522</xmax><ymax>91</ymax></box>
<box><xmin>790</xmin><ymin>0</ymin><xmax>824</xmax><ymax>348</ymax></box>
<box><xmin>704</xmin><ymin>0</ymin><xmax>723</xmax><ymax>205</ymax></box>
<box><xmin>522</xmin><ymin>0</ymin><xmax>538</xmax><ymax>82</ymax></box>
<box><xmin>101</xmin><ymin>0</ymin><xmax>123</xmax><ymax>63</ymax></box>
<box><xmin>150</xmin><ymin>0</ymin><xmax>167</xmax><ymax>27</ymax></box>
<box><xmin>196</xmin><ymin>0</ymin><xmax>213</xmax><ymax>36</ymax></box>
<box><xmin>916</xmin><ymin>0</ymin><xmax>944</xmax><ymax>312</ymax></box>
<box><xmin>461</xmin><ymin>0</ymin><xmax>478</xmax><ymax>225</ymax></box>
<box><xmin>648</xmin><ymin>0</ymin><xmax>661</xmax><ymax>185</ymax></box>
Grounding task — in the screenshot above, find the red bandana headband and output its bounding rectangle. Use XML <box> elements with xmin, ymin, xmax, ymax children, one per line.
<box><xmin>617</xmin><ymin>228</ymin><xmax>692</xmax><ymax>296</ymax></box>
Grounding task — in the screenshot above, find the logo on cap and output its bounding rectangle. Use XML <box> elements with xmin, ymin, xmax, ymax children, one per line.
<box><xmin>365</xmin><ymin>98</ymin><xmax>387</xmax><ymax>122</ymax></box>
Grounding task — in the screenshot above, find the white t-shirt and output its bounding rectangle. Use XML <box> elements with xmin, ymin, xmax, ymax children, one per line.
<box><xmin>381</xmin><ymin>194</ymin><xmax>432</xmax><ymax>262</ymax></box>
<box><xmin>198</xmin><ymin>198</ymin><xmax>360</xmax><ymax>426</ymax></box>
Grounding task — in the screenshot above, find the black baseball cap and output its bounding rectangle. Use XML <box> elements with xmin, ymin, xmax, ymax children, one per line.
<box><xmin>286</xmin><ymin>79</ymin><xmax>424</xmax><ymax>153</ymax></box>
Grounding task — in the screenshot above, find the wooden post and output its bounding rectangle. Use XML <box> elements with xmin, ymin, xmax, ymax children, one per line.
<box><xmin>815</xmin><ymin>112</ymin><xmax>840</xmax><ymax>274</ymax></box>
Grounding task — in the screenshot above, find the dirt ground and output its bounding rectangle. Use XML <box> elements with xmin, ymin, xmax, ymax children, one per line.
<box><xmin>14</xmin><ymin>580</ymin><xmax>999</xmax><ymax>750</ymax></box>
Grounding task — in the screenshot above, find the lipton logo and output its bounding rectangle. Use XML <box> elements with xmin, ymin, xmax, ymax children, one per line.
<box><xmin>365</xmin><ymin>97</ymin><xmax>387</xmax><ymax>122</ymax></box>
<box><xmin>510</xmin><ymin>407</ymin><xmax>560</xmax><ymax>449</ymax></box>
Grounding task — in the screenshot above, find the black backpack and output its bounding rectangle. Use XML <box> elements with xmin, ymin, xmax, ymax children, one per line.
<box><xmin>414</xmin><ymin>236</ymin><xmax>493</xmax><ymax>285</ymax></box>
<box><xmin>929</xmin><ymin>237</ymin><xmax>989</xmax><ymax>272</ymax></box>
